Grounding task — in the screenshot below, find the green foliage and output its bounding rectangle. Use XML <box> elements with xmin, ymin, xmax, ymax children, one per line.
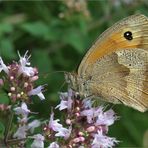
<box><xmin>0</xmin><ymin>92</ymin><xmax>9</xmax><ymax>104</ymax></box>
<box><xmin>0</xmin><ymin>1</ymin><xmax>148</xmax><ymax>147</ymax></box>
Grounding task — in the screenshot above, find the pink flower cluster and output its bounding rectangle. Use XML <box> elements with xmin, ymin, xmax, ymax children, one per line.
<box><xmin>30</xmin><ymin>89</ymin><xmax>119</xmax><ymax>147</ymax></box>
<box><xmin>50</xmin><ymin>89</ymin><xmax>119</xmax><ymax>147</ymax></box>
<box><xmin>0</xmin><ymin>51</ymin><xmax>119</xmax><ymax>148</ymax></box>
<box><xmin>0</xmin><ymin>51</ymin><xmax>45</xmax><ymax>146</ymax></box>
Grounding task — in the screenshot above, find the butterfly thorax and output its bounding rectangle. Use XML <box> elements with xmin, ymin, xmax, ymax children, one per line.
<box><xmin>65</xmin><ymin>72</ymin><xmax>93</xmax><ymax>98</ymax></box>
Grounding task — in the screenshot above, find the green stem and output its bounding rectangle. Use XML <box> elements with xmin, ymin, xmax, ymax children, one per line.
<box><xmin>4</xmin><ymin>111</ymin><xmax>14</xmax><ymax>146</ymax></box>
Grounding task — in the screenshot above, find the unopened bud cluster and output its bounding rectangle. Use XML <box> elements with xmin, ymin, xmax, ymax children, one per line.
<box><xmin>7</xmin><ymin>63</ymin><xmax>38</xmax><ymax>102</ymax></box>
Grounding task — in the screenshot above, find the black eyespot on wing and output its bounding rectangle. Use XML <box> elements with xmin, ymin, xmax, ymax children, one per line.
<box><xmin>124</xmin><ymin>31</ymin><xmax>133</xmax><ymax>40</ymax></box>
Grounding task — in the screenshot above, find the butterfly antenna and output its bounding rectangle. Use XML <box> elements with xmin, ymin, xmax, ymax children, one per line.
<box><xmin>59</xmin><ymin>80</ymin><xmax>67</xmax><ymax>92</ymax></box>
<box><xmin>40</xmin><ymin>70</ymin><xmax>69</xmax><ymax>92</ymax></box>
<box><xmin>38</xmin><ymin>70</ymin><xmax>67</xmax><ymax>78</ymax></box>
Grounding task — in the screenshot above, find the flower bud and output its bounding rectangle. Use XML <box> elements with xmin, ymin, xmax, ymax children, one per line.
<box><xmin>24</xmin><ymin>82</ymin><xmax>28</xmax><ymax>87</ymax></box>
<box><xmin>30</xmin><ymin>76</ymin><xmax>38</xmax><ymax>82</ymax></box>
<box><xmin>79</xmin><ymin>136</ymin><xmax>85</xmax><ymax>142</ymax></box>
<box><xmin>78</xmin><ymin>132</ymin><xmax>84</xmax><ymax>136</ymax></box>
<box><xmin>86</xmin><ymin>126</ymin><xmax>95</xmax><ymax>132</ymax></box>
<box><xmin>8</xmin><ymin>92</ymin><xmax>12</xmax><ymax>97</ymax></box>
<box><xmin>75</xmin><ymin>112</ymin><xmax>80</xmax><ymax>117</ymax></box>
<box><xmin>68</xmin><ymin>145</ymin><xmax>73</xmax><ymax>148</ymax></box>
<box><xmin>21</xmin><ymin>92</ymin><xmax>24</xmax><ymax>95</ymax></box>
<box><xmin>10</xmin><ymin>87</ymin><xmax>15</xmax><ymax>91</ymax></box>
<box><xmin>17</xmin><ymin>93</ymin><xmax>21</xmax><ymax>98</ymax></box>
<box><xmin>43</xmin><ymin>126</ymin><xmax>48</xmax><ymax>131</ymax></box>
<box><xmin>66</xmin><ymin>119</ymin><xmax>71</xmax><ymax>125</ymax></box>
<box><xmin>10</xmin><ymin>76</ymin><xmax>14</xmax><ymax>80</ymax></box>
<box><xmin>76</xmin><ymin>107</ymin><xmax>80</xmax><ymax>111</ymax></box>
<box><xmin>73</xmin><ymin>137</ymin><xmax>80</xmax><ymax>143</ymax></box>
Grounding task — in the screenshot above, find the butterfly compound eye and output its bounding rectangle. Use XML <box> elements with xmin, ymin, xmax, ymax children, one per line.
<box><xmin>124</xmin><ymin>31</ymin><xmax>133</xmax><ymax>40</ymax></box>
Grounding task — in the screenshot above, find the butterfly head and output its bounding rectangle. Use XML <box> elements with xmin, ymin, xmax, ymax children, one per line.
<box><xmin>64</xmin><ymin>72</ymin><xmax>92</xmax><ymax>98</ymax></box>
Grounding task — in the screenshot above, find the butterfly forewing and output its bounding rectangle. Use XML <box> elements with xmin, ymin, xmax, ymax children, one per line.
<box><xmin>78</xmin><ymin>14</ymin><xmax>148</xmax><ymax>76</ymax></box>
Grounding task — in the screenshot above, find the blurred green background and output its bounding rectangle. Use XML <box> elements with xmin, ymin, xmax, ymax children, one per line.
<box><xmin>0</xmin><ymin>0</ymin><xmax>148</xmax><ymax>147</ymax></box>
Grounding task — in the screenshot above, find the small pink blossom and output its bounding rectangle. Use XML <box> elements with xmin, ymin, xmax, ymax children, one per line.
<box><xmin>92</xmin><ymin>130</ymin><xmax>118</xmax><ymax>148</ymax></box>
<box><xmin>56</xmin><ymin>99</ymin><xmax>68</xmax><ymax>110</ymax></box>
<box><xmin>13</xmin><ymin>125</ymin><xmax>27</xmax><ymax>139</ymax></box>
<box><xmin>31</xmin><ymin>134</ymin><xmax>44</xmax><ymax>148</ymax></box>
<box><xmin>96</xmin><ymin>109</ymin><xmax>117</xmax><ymax>126</ymax></box>
<box><xmin>48</xmin><ymin>142</ymin><xmax>60</xmax><ymax>148</ymax></box>
<box><xmin>28</xmin><ymin>85</ymin><xmax>45</xmax><ymax>100</ymax></box>
<box><xmin>28</xmin><ymin>120</ymin><xmax>41</xmax><ymax>133</ymax></box>
<box><xmin>56</xmin><ymin>89</ymin><xmax>73</xmax><ymax>111</ymax></box>
<box><xmin>48</xmin><ymin>112</ymin><xmax>63</xmax><ymax>131</ymax></box>
<box><xmin>55</xmin><ymin>126</ymin><xmax>71</xmax><ymax>139</ymax></box>
<box><xmin>0</xmin><ymin>57</ymin><xmax>9</xmax><ymax>74</ymax></box>
<box><xmin>49</xmin><ymin>112</ymin><xmax>71</xmax><ymax>139</ymax></box>
<box><xmin>14</xmin><ymin>102</ymin><xmax>30</xmax><ymax>116</ymax></box>
<box><xmin>18</xmin><ymin>51</ymin><xmax>35</xmax><ymax>76</ymax></box>
<box><xmin>17</xmin><ymin>116</ymin><xmax>28</xmax><ymax>124</ymax></box>
<box><xmin>55</xmin><ymin>127</ymin><xmax>70</xmax><ymax>137</ymax></box>
<box><xmin>80</xmin><ymin>107</ymin><xmax>103</xmax><ymax>124</ymax></box>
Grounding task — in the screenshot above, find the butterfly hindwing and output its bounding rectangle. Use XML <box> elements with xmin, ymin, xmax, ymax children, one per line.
<box><xmin>88</xmin><ymin>48</ymin><xmax>148</xmax><ymax>112</ymax></box>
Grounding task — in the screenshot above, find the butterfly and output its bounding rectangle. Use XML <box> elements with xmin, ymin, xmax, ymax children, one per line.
<box><xmin>65</xmin><ymin>14</ymin><xmax>148</xmax><ymax>112</ymax></box>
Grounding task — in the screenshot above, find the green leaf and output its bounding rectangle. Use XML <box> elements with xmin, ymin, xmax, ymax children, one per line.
<box><xmin>32</xmin><ymin>50</ymin><xmax>52</xmax><ymax>73</ymax></box>
<box><xmin>21</xmin><ymin>22</ymin><xmax>49</xmax><ymax>37</ymax></box>
<box><xmin>0</xmin><ymin>92</ymin><xmax>10</xmax><ymax>104</ymax></box>
<box><xmin>62</xmin><ymin>29</ymin><xmax>86</xmax><ymax>53</ymax></box>
<box><xmin>0</xmin><ymin>38</ymin><xmax>16</xmax><ymax>59</ymax></box>
<box><xmin>0</xmin><ymin>23</ymin><xmax>13</xmax><ymax>36</ymax></box>
<box><xmin>20</xmin><ymin>21</ymin><xmax>60</xmax><ymax>41</ymax></box>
